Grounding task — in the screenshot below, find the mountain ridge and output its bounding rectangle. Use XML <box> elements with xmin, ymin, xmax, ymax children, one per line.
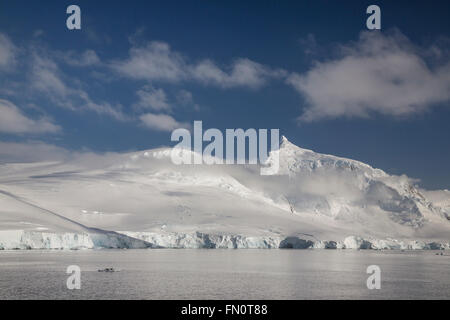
<box><xmin>0</xmin><ymin>136</ymin><xmax>449</xmax><ymax>249</ymax></box>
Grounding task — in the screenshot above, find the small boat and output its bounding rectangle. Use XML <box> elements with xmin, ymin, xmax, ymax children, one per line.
<box><xmin>98</xmin><ymin>267</ymin><xmax>116</xmax><ymax>272</ymax></box>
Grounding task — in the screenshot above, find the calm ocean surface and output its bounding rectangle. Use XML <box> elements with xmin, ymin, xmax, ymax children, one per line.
<box><xmin>0</xmin><ymin>249</ymin><xmax>449</xmax><ymax>299</ymax></box>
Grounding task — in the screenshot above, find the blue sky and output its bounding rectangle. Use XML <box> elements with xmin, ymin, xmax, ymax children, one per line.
<box><xmin>0</xmin><ymin>0</ymin><xmax>449</xmax><ymax>189</ymax></box>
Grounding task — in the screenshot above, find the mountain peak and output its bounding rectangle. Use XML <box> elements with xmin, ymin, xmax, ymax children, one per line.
<box><xmin>280</xmin><ymin>135</ymin><xmax>295</xmax><ymax>149</ymax></box>
<box><xmin>279</xmin><ymin>135</ymin><xmax>313</xmax><ymax>154</ymax></box>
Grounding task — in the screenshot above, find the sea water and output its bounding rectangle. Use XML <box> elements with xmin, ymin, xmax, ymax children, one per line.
<box><xmin>0</xmin><ymin>249</ymin><xmax>448</xmax><ymax>299</ymax></box>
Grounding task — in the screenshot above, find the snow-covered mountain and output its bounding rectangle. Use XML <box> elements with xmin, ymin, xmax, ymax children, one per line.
<box><xmin>0</xmin><ymin>136</ymin><xmax>449</xmax><ymax>250</ymax></box>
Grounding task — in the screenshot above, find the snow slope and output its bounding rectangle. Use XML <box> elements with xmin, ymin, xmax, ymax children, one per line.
<box><xmin>422</xmin><ymin>189</ymin><xmax>450</xmax><ymax>219</ymax></box>
<box><xmin>0</xmin><ymin>137</ymin><xmax>448</xmax><ymax>249</ymax></box>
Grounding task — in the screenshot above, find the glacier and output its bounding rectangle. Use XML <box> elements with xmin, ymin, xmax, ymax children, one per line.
<box><xmin>0</xmin><ymin>230</ymin><xmax>152</xmax><ymax>250</ymax></box>
<box><xmin>0</xmin><ymin>136</ymin><xmax>449</xmax><ymax>250</ymax></box>
<box><xmin>1</xmin><ymin>230</ymin><xmax>448</xmax><ymax>250</ymax></box>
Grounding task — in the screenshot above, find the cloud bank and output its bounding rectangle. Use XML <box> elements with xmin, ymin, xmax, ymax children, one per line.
<box><xmin>135</xmin><ymin>86</ymin><xmax>171</xmax><ymax>112</ymax></box>
<box><xmin>288</xmin><ymin>31</ymin><xmax>450</xmax><ymax>121</ymax></box>
<box><xmin>0</xmin><ymin>99</ymin><xmax>60</xmax><ymax>134</ymax></box>
<box><xmin>139</xmin><ymin>113</ymin><xmax>189</xmax><ymax>132</ymax></box>
<box><xmin>29</xmin><ymin>53</ymin><xmax>126</xmax><ymax>120</ymax></box>
<box><xmin>112</xmin><ymin>41</ymin><xmax>284</xmax><ymax>89</ymax></box>
<box><xmin>0</xmin><ymin>33</ymin><xmax>16</xmax><ymax>69</ymax></box>
<box><xmin>0</xmin><ymin>140</ymin><xmax>69</xmax><ymax>163</ymax></box>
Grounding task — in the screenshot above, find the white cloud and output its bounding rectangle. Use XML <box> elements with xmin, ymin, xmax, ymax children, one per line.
<box><xmin>139</xmin><ymin>113</ymin><xmax>188</xmax><ymax>132</ymax></box>
<box><xmin>298</xmin><ymin>34</ymin><xmax>318</xmax><ymax>56</ymax></box>
<box><xmin>176</xmin><ymin>89</ymin><xmax>200</xmax><ymax>111</ymax></box>
<box><xmin>0</xmin><ymin>33</ymin><xmax>17</xmax><ymax>70</ymax></box>
<box><xmin>63</xmin><ymin>49</ymin><xmax>101</xmax><ymax>67</ymax></box>
<box><xmin>176</xmin><ymin>89</ymin><xmax>193</xmax><ymax>104</ymax></box>
<box><xmin>33</xmin><ymin>30</ymin><xmax>44</xmax><ymax>38</ymax></box>
<box><xmin>288</xmin><ymin>31</ymin><xmax>450</xmax><ymax>121</ymax></box>
<box><xmin>135</xmin><ymin>86</ymin><xmax>171</xmax><ymax>111</ymax></box>
<box><xmin>112</xmin><ymin>41</ymin><xmax>186</xmax><ymax>82</ymax></box>
<box><xmin>31</xmin><ymin>54</ymin><xmax>70</xmax><ymax>98</ymax></box>
<box><xmin>29</xmin><ymin>53</ymin><xmax>126</xmax><ymax>120</ymax></box>
<box><xmin>112</xmin><ymin>41</ymin><xmax>284</xmax><ymax>89</ymax></box>
<box><xmin>0</xmin><ymin>99</ymin><xmax>60</xmax><ymax>134</ymax></box>
<box><xmin>190</xmin><ymin>58</ymin><xmax>283</xmax><ymax>89</ymax></box>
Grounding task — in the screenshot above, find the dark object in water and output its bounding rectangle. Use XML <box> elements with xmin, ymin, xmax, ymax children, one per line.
<box><xmin>98</xmin><ymin>267</ymin><xmax>115</xmax><ymax>272</ymax></box>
